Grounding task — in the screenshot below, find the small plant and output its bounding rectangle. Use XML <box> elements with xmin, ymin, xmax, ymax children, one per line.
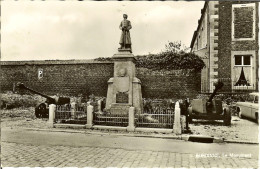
<box><xmin>88</xmin><ymin>94</ymin><xmax>98</xmax><ymax>112</ymax></box>
<box><xmin>143</xmin><ymin>98</ymin><xmax>176</xmax><ymax>113</ymax></box>
<box><xmin>89</xmin><ymin>94</ymin><xmax>96</xmax><ymax>102</ymax></box>
<box><xmin>1</xmin><ymin>92</ymin><xmax>45</xmax><ymax>109</ymax></box>
<box><xmin>143</xmin><ymin>98</ymin><xmax>153</xmax><ymax>113</ymax></box>
<box><xmin>94</xmin><ymin>57</ymin><xmax>113</xmax><ymax>62</ymax></box>
<box><xmin>135</xmin><ymin>41</ymin><xmax>205</xmax><ymax>71</ymax></box>
<box><xmin>95</xmin><ymin>41</ymin><xmax>205</xmax><ymax>71</ymax></box>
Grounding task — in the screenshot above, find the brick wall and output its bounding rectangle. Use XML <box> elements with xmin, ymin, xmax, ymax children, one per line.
<box><xmin>218</xmin><ymin>1</ymin><xmax>232</xmax><ymax>79</ymax></box>
<box><xmin>0</xmin><ymin>61</ymin><xmax>114</xmax><ymax>97</ymax></box>
<box><xmin>137</xmin><ymin>68</ymin><xmax>201</xmax><ymax>99</ymax></box>
<box><xmin>234</xmin><ymin>7</ymin><xmax>254</xmax><ymax>39</ymax></box>
<box><xmin>0</xmin><ymin>60</ymin><xmax>201</xmax><ymax>99</ymax></box>
<box><xmin>218</xmin><ymin>1</ymin><xmax>259</xmax><ymax>91</ymax></box>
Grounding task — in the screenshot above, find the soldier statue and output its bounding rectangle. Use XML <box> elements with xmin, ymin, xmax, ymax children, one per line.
<box><xmin>119</xmin><ymin>14</ymin><xmax>132</xmax><ymax>52</ymax></box>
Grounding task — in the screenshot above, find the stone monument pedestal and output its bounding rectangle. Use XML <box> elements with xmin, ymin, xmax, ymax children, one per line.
<box><xmin>106</xmin><ymin>49</ymin><xmax>143</xmax><ymax>115</ymax></box>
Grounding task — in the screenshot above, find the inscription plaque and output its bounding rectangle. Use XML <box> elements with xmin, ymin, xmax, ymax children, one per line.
<box><xmin>114</xmin><ymin>76</ymin><xmax>129</xmax><ymax>92</ymax></box>
<box><xmin>116</xmin><ymin>92</ymin><xmax>128</xmax><ymax>103</ymax></box>
<box><xmin>110</xmin><ymin>103</ymin><xmax>130</xmax><ymax>115</ymax></box>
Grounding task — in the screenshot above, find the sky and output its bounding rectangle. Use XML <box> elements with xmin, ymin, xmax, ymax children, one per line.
<box><xmin>1</xmin><ymin>1</ymin><xmax>204</xmax><ymax>61</ymax></box>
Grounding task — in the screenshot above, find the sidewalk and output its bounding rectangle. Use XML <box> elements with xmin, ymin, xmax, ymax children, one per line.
<box><xmin>189</xmin><ymin>116</ymin><xmax>259</xmax><ymax>144</ymax></box>
<box><xmin>1</xmin><ymin>107</ymin><xmax>259</xmax><ymax>144</ymax></box>
<box><xmin>3</xmin><ymin>125</ymin><xmax>258</xmax><ymax>145</ymax></box>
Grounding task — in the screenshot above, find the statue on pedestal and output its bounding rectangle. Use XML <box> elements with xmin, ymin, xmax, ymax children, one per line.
<box><xmin>119</xmin><ymin>14</ymin><xmax>132</xmax><ymax>52</ymax></box>
<box><xmin>105</xmin><ymin>14</ymin><xmax>143</xmax><ymax>116</ymax></box>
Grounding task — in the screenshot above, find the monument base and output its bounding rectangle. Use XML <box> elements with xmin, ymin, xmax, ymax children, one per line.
<box><xmin>110</xmin><ymin>103</ymin><xmax>130</xmax><ymax>115</ymax></box>
<box><xmin>118</xmin><ymin>48</ymin><xmax>132</xmax><ymax>53</ymax></box>
<box><xmin>106</xmin><ymin>77</ymin><xmax>143</xmax><ymax>115</ymax></box>
<box><xmin>105</xmin><ymin>50</ymin><xmax>143</xmax><ymax>116</ymax></box>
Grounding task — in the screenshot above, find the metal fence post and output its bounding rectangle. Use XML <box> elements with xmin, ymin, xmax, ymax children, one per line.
<box><xmin>127</xmin><ymin>107</ymin><xmax>135</xmax><ymax>132</ymax></box>
<box><xmin>48</xmin><ymin>104</ymin><xmax>56</xmax><ymax>128</ymax></box>
<box><xmin>174</xmin><ymin>101</ymin><xmax>181</xmax><ymax>135</ymax></box>
<box><xmin>86</xmin><ymin>105</ymin><xmax>94</xmax><ymax>129</ymax></box>
<box><xmin>71</xmin><ymin>102</ymin><xmax>76</xmax><ymax>119</ymax></box>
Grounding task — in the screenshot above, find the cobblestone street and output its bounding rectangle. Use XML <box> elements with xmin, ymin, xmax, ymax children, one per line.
<box><xmin>1</xmin><ymin>108</ymin><xmax>259</xmax><ymax>168</ymax></box>
<box><xmin>1</xmin><ymin>142</ymin><xmax>258</xmax><ymax>168</ymax></box>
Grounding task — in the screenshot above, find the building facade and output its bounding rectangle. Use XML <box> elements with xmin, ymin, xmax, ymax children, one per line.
<box><xmin>190</xmin><ymin>1</ymin><xmax>259</xmax><ymax>93</ymax></box>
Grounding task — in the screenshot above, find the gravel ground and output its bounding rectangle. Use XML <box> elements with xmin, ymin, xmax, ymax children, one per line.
<box><xmin>1</xmin><ymin>107</ymin><xmax>259</xmax><ymax>143</ymax></box>
<box><xmin>189</xmin><ymin>116</ymin><xmax>259</xmax><ymax>143</ymax></box>
<box><xmin>1</xmin><ymin>107</ymin><xmax>50</xmax><ymax>129</ymax></box>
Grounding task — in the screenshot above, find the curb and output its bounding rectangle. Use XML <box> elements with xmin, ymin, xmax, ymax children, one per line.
<box><xmin>22</xmin><ymin>127</ymin><xmax>86</xmax><ymax>134</ymax></box>
<box><xmin>21</xmin><ymin>127</ymin><xmax>181</xmax><ymax>140</ymax></box>
<box><xmin>9</xmin><ymin>127</ymin><xmax>258</xmax><ymax>144</ymax></box>
<box><xmin>181</xmin><ymin>135</ymin><xmax>224</xmax><ymax>143</ymax></box>
<box><xmin>224</xmin><ymin>140</ymin><xmax>259</xmax><ymax>144</ymax></box>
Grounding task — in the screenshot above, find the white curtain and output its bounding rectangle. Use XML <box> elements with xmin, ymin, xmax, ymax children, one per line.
<box><xmin>233</xmin><ymin>66</ymin><xmax>251</xmax><ymax>86</ymax></box>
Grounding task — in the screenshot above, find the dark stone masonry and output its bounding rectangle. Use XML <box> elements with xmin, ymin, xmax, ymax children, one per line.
<box><xmin>234</xmin><ymin>7</ymin><xmax>254</xmax><ymax>39</ymax></box>
<box><xmin>218</xmin><ymin>1</ymin><xmax>259</xmax><ymax>80</ymax></box>
<box><xmin>1</xmin><ymin>60</ymin><xmax>201</xmax><ymax>99</ymax></box>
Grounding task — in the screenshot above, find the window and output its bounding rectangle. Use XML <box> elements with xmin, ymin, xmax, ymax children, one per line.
<box><xmin>232</xmin><ymin>3</ymin><xmax>256</xmax><ymax>41</ymax></box>
<box><xmin>232</xmin><ymin>51</ymin><xmax>256</xmax><ymax>90</ymax></box>
<box><xmin>234</xmin><ymin>55</ymin><xmax>251</xmax><ymax>86</ymax></box>
<box><xmin>235</xmin><ymin>56</ymin><xmax>242</xmax><ymax>65</ymax></box>
<box><xmin>234</xmin><ymin>55</ymin><xmax>251</xmax><ymax>66</ymax></box>
<box><xmin>244</xmin><ymin>56</ymin><xmax>251</xmax><ymax>65</ymax></box>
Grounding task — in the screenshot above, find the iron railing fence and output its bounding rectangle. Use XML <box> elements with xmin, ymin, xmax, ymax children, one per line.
<box><xmin>55</xmin><ymin>104</ymin><xmax>87</xmax><ymax>124</ymax></box>
<box><xmin>135</xmin><ymin>104</ymin><xmax>175</xmax><ymax>129</ymax></box>
<box><xmin>201</xmin><ymin>78</ymin><xmax>257</xmax><ymax>94</ymax></box>
<box><xmin>93</xmin><ymin>112</ymin><xmax>128</xmax><ymax>127</ymax></box>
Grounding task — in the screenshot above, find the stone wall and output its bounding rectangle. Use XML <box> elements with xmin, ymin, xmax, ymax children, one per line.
<box><xmin>1</xmin><ymin>60</ymin><xmax>201</xmax><ymax>99</ymax></box>
<box><xmin>137</xmin><ymin>68</ymin><xmax>201</xmax><ymax>99</ymax></box>
<box><xmin>1</xmin><ymin>60</ymin><xmax>114</xmax><ymax>97</ymax></box>
<box><xmin>218</xmin><ymin>1</ymin><xmax>259</xmax><ymax>88</ymax></box>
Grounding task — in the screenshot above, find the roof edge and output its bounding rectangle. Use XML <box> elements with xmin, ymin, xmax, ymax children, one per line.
<box><xmin>190</xmin><ymin>1</ymin><xmax>208</xmax><ymax>49</ymax></box>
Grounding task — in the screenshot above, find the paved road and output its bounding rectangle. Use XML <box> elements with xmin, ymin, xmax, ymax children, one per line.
<box><xmin>1</xmin><ymin>128</ymin><xmax>259</xmax><ymax>168</ymax></box>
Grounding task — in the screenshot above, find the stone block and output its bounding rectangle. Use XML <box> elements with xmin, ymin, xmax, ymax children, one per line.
<box><xmin>127</xmin><ymin>107</ymin><xmax>135</xmax><ymax>132</ymax></box>
<box><xmin>174</xmin><ymin>102</ymin><xmax>182</xmax><ymax>135</ymax></box>
<box><xmin>105</xmin><ymin>50</ymin><xmax>142</xmax><ymax>115</ymax></box>
<box><xmin>110</xmin><ymin>103</ymin><xmax>130</xmax><ymax>115</ymax></box>
<box><xmin>86</xmin><ymin>105</ymin><xmax>93</xmax><ymax>128</ymax></box>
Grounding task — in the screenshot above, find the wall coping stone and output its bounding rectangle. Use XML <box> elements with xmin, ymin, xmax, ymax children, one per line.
<box><xmin>0</xmin><ymin>59</ymin><xmax>114</xmax><ymax>66</ymax></box>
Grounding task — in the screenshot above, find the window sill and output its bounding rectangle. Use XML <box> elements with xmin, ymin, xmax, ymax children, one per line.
<box><xmin>232</xmin><ymin>37</ymin><xmax>255</xmax><ymax>41</ymax></box>
<box><xmin>232</xmin><ymin>86</ymin><xmax>255</xmax><ymax>90</ymax></box>
<box><xmin>234</xmin><ymin>65</ymin><xmax>251</xmax><ymax>67</ymax></box>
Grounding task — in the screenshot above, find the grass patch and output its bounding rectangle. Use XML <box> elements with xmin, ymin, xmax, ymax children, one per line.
<box><xmin>1</xmin><ymin>92</ymin><xmax>46</xmax><ymax>109</ymax></box>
